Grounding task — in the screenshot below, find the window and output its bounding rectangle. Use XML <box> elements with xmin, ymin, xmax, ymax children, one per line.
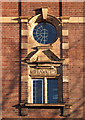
<box><xmin>32</xmin><ymin>79</ymin><xmax>43</xmax><ymax>104</ymax></box>
<box><xmin>47</xmin><ymin>79</ymin><xmax>58</xmax><ymax>104</ymax></box>
<box><xmin>32</xmin><ymin>78</ymin><xmax>58</xmax><ymax>104</ymax></box>
<box><xmin>33</xmin><ymin>23</ymin><xmax>57</xmax><ymax>44</ymax></box>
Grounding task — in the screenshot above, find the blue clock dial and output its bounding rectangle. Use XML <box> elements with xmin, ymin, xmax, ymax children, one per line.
<box><xmin>33</xmin><ymin>23</ymin><xmax>57</xmax><ymax>44</ymax></box>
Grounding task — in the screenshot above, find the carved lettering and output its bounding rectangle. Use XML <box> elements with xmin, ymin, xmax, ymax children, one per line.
<box><xmin>30</xmin><ymin>68</ymin><xmax>57</xmax><ymax>76</ymax></box>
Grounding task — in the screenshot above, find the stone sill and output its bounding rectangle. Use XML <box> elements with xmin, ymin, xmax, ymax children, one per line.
<box><xmin>19</xmin><ymin>103</ymin><xmax>71</xmax><ymax>109</ymax></box>
<box><xmin>20</xmin><ymin>103</ymin><xmax>65</xmax><ymax>108</ymax></box>
<box><xmin>25</xmin><ymin>103</ymin><xmax>65</xmax><ymax>107</ymax></box>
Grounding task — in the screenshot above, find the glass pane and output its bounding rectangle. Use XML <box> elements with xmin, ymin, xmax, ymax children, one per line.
<box><xmin>47</xmin><ymin>79</ymin><xmax>58</xmax><ymax>103</ymax></box>
<box><xmin>33</xmin><ymin>79</ymin><xmax>43</xmax><ymax>104</ymax></box>
<box><xmin>33</xmin><ymin>23</ymin><xmax>57</xmax><ymax>44</ymax></box>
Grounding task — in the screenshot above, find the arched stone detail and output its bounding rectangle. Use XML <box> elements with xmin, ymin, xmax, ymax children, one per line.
<box><xmin>27</xmin><ymin>14</ymin><xmax>61</xmax><ymax>46</ymax></box>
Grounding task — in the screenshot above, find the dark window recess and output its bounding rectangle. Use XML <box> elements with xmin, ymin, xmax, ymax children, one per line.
<box><xmin>33</xmin><ymin>79</ymin><xmax>43</xmax><ymax>104</ymax></box>
<box><xmin>47</xmin><ymin>79</ymin><xmax>58</xmax><ymax>103</ymax></box>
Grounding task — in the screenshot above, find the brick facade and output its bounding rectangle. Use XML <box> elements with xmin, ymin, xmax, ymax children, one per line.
<box><xmin>1</xmin><ymin>1</ymin><xmax>84</xmax><ymax>119</ymax></box>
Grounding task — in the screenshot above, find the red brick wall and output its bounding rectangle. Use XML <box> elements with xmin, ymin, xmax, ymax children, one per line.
<box><xmin>2</xmin><ymin>23</ymin><xmax>19</xmax><ymax>117</ymax></box>
<box><xmin>2</xmin><ymin>2</ymin><xmax>84</xmax><ymax>119</ymax></box>
<box><xmin>2</xmin><ymin>2</ymin><xmax>18</xmax><ymax>17</ymax></box>
<box><xmin>62</xmin><ymin>2</ymin><xmax>83</xmax><ymax>17</ymax></box>
<box><xmin>62</xmin><ymin>2</ymin><xmax>84</xmax><ymax>118</ymax></box>
<box><xmin>21</xmin><ymin>2</ymin><xmax>59</xmax><ymax>17</ymax></box>
<box><xmin>68</xmin><ymin>23</ymin><xmax>84</xmax><ymax>118</ymax></box>
<box><xmin>2</xmin><ymin>2</ymin><xmax>19</xmax><ymax>117</ymax></box>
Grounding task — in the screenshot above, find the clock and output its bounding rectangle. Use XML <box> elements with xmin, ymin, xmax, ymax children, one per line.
<box><xmin>33</xmin><ymin>22</ymin><xmax>57</xmax><ymax>44</ymax></box>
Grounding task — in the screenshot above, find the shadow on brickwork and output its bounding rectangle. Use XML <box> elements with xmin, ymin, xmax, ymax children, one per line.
<box><xmin>18</xmin><ymin>1</ymin><xmax>22</xmax><ymax>116</ymax></box>
<box><xmin>3</xmin><ymin>2</ymin><xmax>21</xmax><ymax>117</ymax></box>
<box><xmin>33</xmin><ymin>8</ymin><xmax>42</xmax><ymax>15</ymax></box>
<box><xmin>83</xmin><ymin>1</ymin><xmax>85</xmax><ymax>120</ymax></box>
<box><xmin>68</xmin><ymin>33</ymin><xmax>84</xmax><ymax>117</ymax></box>
<box><xmin>65</xmin><ymin>2</ymin><xmax>85</xmax><ymax>118</ymax></box>
<box><xmin>2</xmin><ymin>41</ymin><xmax>19</xmax><ymax>108</ymax></box>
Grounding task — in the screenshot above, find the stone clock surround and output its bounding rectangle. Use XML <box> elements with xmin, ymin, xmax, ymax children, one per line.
<box><xmin>27</xmin><ymin>13</ymin><xmax>61</xmax><ymax>58</ymax></box>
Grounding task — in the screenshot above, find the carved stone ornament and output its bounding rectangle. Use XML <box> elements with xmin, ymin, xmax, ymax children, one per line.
<box><xmin>21</xmin><ymin>8</ymin><xmax>64</xmax><ymax>73</ymax></box>
<box><xmin>29</xmin><ymin>67</ymin><xmax>60</xmax><ymax>77</ymax></box>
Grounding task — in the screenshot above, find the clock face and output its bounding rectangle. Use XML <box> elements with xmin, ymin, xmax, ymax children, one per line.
<box><xmin>33</xmin><ymin>23</ymin><xmax>57</xmax><ymax>44</ymax></box>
